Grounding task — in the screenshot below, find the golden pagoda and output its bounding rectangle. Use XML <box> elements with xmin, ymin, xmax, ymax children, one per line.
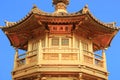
<box><xmin>1</xmin><ymin>0</ymin><xmax>119</xmax><ymax>80</ymax></box>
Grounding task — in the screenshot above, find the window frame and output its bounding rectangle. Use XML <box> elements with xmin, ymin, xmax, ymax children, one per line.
<box><xmin>82</xmin><ymin>42</ymin><xmax>89</xmax><ymax>51</ymax></box>
<box><xmin>61</xmin><ymin>38</ymin><xmax>69</xmax><ymax>46</ymax></box>
<box><xmin>51</xmin><ymin>37</ymin><xmax>59</xmax><ymax>46</ymax></box>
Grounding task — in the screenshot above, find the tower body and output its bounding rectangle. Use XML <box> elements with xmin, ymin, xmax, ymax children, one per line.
<box><xmin>1</xmin><ymin>0</ymin><xmax>119</xmax><ymax>80</ymax></box>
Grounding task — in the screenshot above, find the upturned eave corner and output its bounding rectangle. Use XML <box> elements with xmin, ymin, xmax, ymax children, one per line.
<box><xmin>0</xmin><ymin>26</ymin><xmax>3</xmax><ymax>29</ymax></box>
<box><xmin>81</xmin><ymin>5</ymin><xmax>119</xmax><ymax>31</ymax></box>
<box><xmin>108</xmin><ymin>29</ymin><xmax>120</xmax><ymax>45</ymax></box>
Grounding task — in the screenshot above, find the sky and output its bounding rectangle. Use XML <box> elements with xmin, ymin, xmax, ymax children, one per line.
<box><xmin>0</xmin><ymin>0</ymin><xmax>120</xmax><ymax>80</ymax></box>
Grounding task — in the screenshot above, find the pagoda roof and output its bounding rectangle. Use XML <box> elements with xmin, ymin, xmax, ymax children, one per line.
<box><xmin>0</xmin><ymin>5</ymin><xmax>119</xmax><ymax>51</ymax></box>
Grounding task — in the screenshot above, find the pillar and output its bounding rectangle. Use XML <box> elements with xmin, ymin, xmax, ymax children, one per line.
<box><xmin>79</xmin><ymin>40</ymin><xmax>83</xmax><ymax>64</ymax></box>
<box><xmin>38</xmin><ymin>40</ymin><xmax>42</xmax><ymax>64</ymax></box>
<box><xmin>45</xmin><ymin>32</ymin><xmax>48</xmax><ymax>48</ymax></box>
<box><xmin>14</xmin><ymin>48</ymin><xmax>18</xmax><ymax>69</ymax></box>
<box><xmin>69</xmin><ymin>36</ymin><xmax>72</xmax><ymax>48</ymax></box>
<box><xmin>59</xmin><ymin>37</ymin><xmax>62</xmax><ymax>49</ymax></box>
<box><xmin>72</xmin><ymin>32</ymin><xmax>75</xmax><ymax>48</ymax></box>
<box><xmin>102</xmin><ymin>49</ymin><xmax>107</xmax><ymax>70</ymax></box>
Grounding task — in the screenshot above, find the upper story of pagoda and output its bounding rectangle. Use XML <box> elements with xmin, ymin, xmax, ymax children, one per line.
<box><xmin>0</xmin><ymin>3</ymin><xmax>119</xmax><ymax>51</ymax></box>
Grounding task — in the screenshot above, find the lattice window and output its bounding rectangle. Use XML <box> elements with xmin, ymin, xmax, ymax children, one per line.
<box><xmin>51</xmin><ymin>38</ymin><xmax>59</xmax><ymax>46</ymax></box>
<box><xmin>82</xmin><ymin>42</ymin><xmax>88</xmax><ymax>51</ymax></box>
<box><xmin>75</xmin><ymin>39</ymin><xmax>79</xmax><ymax>48</ymax></box>
<box><xmin>62</xmin><ymin>38</ymin><xmax>69</xmax><ymax>46</ymax></box>
<box><xmin>42</xmin><ymin>39</ymin><xmax>45</xmax><ymax>47</ymax></box>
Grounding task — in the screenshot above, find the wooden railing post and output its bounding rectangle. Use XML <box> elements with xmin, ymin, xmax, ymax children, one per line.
<box><xmin>14</xmin><ymin>48</ymin><xmax>18</xmax><ymax>69</ymax></box>
<box><xmin>102</xmin><ymin>49</ymin><xmax>107</xmax><ymax>70</ymax></box>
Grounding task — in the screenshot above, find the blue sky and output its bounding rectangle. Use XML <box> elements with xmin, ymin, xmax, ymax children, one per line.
<box><xmin>0</xmin><ymin>0</ymin><xmax>120</xmax><ymax>80</ymax></box>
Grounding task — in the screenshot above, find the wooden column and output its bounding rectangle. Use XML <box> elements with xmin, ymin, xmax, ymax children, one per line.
<box><xmin>79</xmin><ymin>40</ymin><xmax>83</xmax><ymax>64</ymax></box>
<box><xmin>38</xmin><ymin>40</ymin><xmax>42</xmax><ymax>64</ymax></box>
<box><xmin>14</xmin><ymin>48</ymin><xmax>18</xmax><ymax>69</ymax></box>
<box><xmin>102</xmin><ymin>49</ymin><xmax>107</xmax><ymax>70</ymax></box>
<box><xmin>26</xmin><ymin>41</ymin><xmax>31</xmax><ymax>64</ymax></box>
<box><xmin>45</xmin><ymin>32</ymin><xmax>48</xmax><ymax>48</ymax></box>
<box><xmin>59</xmin><ymin>37</ymin><xmax>62</xmax><ymax>49</ymax></box>
<box><xmin>72</xmin><ymin>32</ymin><xmax>75</xmax><ymax>48</ymax></box>
<box><xmin>69</xmin><ymin>38</ymin><xmax>72</xmax><ymax>48</ymax></box>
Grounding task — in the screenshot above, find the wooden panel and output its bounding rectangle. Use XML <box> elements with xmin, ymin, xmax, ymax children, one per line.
<box><xmin>84</xmin><ymin>55</ymin><xmax>93</xmax><ymax>64</ymax></box>
<box><xmin>61</xmin><ymin>53</ymin><xmax>77</xmax><ymax>60</ymax></box>
<box><xmin>43</xmin><ymin>53</ymin><xmax>59</xmax><ymax>60</ymax></box>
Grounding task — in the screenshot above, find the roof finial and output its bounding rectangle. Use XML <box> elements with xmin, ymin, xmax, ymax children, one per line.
<box><xmin>82</xmin><ymin>4</ymin><xmax>90</xmax><ymax>14</ymax></box>
<box><xmin>52</xmin><ymin>0</ymin><xmax>69</xmax><ymax>13</ymax></box>
<box><xmin>32</xmin><ymin>4</ymin><xmax>37</xmax><ymax>9</ymax></box>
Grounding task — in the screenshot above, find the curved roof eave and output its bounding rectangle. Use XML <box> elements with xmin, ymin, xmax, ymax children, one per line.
<box><xmin>1</xmin><ymin>12</ymin><xmax>33</xmax><ymax>30</ymax></box>
<box><xmin>106</xmin><ymin>30</ymin><xmax>119</xmax><ymax>47</ymax></box>
<box><xmin>1</xmin><ymin>5</ymin><xmax>43</xmax><ymax>29</ymax></box>
<box><xmin>80</xmin><ymin>5</ymin><xmax>119</xmax><ymax>30</ymax></box>
<box><xmin>87</xmin><ymin>12</ymin><xmax>119</xmax><ymax>30</ymax></box>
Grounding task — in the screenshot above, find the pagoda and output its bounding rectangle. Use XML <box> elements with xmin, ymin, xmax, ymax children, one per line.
<box><xmin>1</xmin><ymin>0</ymin><xmax>119</xmax><ymax>80</ymax></box>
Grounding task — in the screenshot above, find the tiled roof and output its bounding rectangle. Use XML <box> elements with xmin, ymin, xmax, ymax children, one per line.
<box><xmin>1</xmin><ymin>5</ymin><xmax>119</xmax><ymax>30</ymax></box>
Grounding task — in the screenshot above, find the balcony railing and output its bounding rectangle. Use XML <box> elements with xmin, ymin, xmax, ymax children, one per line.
<box><xmin>18</xmin><ymin>53</ymin><xmax>26</xmax><ymax>59</ymax></box>
<box><xmin>27</xmin><ymin>49</ymin><xmax>38</xmax><ymax>57</ymax></box>
<box><xmin>94</xmin><ymin>54</ymin><xmax>103</xmax><ymax>60</ymax></box>
<box><xmin>16</xmin><ymin>49</ymin><xmax>104</xmax><ymax>68</ymax></box>
<box><xmin>94</xmin><ymin>53</ymin><xmax>103</xmax><ymax>67</ymax></box>
<box><xmin>17</xmin><ymin>49</ymin><xmax>38</xmax><ymax>67</ymax></box>
<box><xmin>83</xmin><ymin>50</ymin><xmax>103</xmax><ymax>67</ymax></box>
<box><xmin>95</xmin><ymin>58</ymin><xmax>103</xmax><ymax>67</ymax></box>
<box><xmin>83</xmin><ymin>50</ymin><xmax>93</xmax><ymax>56</ymax></box>
<box><xmin>42</xmin><ymin>48</ymin><xmax>79</xmax><ymax>53</ymax></box>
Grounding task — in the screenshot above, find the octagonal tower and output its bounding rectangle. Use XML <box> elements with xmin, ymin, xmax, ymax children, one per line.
<box><xmin>1</xmin><ymin>1</ymin><xmax>119</xmax><ymax>80</ymax></box>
